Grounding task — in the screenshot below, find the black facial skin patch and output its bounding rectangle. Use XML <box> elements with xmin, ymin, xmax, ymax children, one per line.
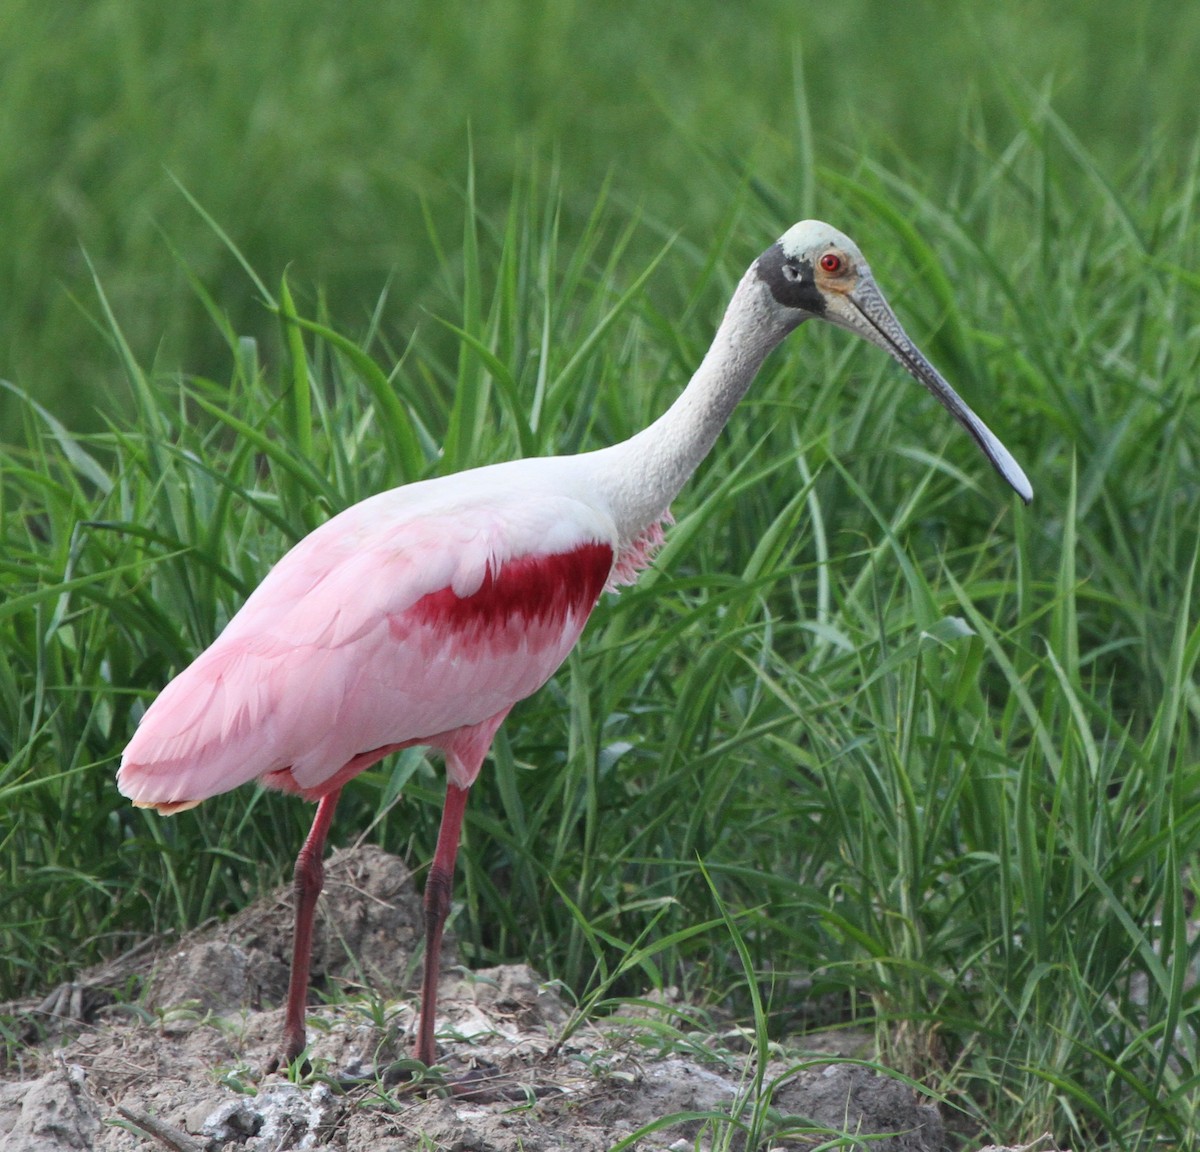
<box><xmin>755</xmin><ymin>244</ymin><xmax>827</xmax><ymax>315</ymax></box>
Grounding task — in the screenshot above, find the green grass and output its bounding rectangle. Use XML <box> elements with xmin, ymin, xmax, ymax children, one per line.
<box><xmin>5</xmin><ymin>122</ymin><xmax>1200</xmax><ymax>1148</ymax></box>
<box><xmin>4</xmin><ymin>1</ymin><xmax>1200</xmax><ymax>429</ymax></box>
<box><xmin>4</xmin><ymin>6</ymin><xmax>1200</xmax><ymax>1149</ymax></box>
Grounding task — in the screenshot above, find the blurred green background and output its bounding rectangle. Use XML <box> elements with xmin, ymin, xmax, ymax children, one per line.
<box><xmin>2</xmin><ymin>0</ymin><xmax>1196</xmax><ymax>426</ymax></box>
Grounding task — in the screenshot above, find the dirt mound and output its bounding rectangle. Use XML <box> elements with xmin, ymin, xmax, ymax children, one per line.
<box><xmin>0</xmin><ymin>846</ymin><xmax>1053</xmax><ymax>1151</ymax></box>
<box><xmin>145</xmin><ymin>844</ymin><xmax>444</xmax><ymax>1018</ymax></box>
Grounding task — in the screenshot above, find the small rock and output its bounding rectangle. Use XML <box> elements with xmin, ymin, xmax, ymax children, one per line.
<box><xmin>0</xmin><ymin>1064</ymin><xmax>102</xmax><ymax>1151</ymax></box>
<box><xmin>202</xmin><ymin>1097</ymin><xmax>265</xmax><ymax>1140</ymax></box>
<box><xmin>185</xmin><ymin>1094</ymin><xmax>229</xmax><ymax>1134</ymax></box>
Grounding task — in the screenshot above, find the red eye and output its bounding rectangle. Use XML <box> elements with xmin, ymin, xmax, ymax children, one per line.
<box><xmin>819</xmin><ymin>252</ymin><xmax>842</xmax><ymax>273</ymax></box>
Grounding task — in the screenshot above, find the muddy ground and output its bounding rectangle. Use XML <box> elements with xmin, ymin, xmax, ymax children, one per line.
<box><xmin>1</xmin><ymin>846</ymin><xmax>1060</xmax><ymax>1152</ymax></box>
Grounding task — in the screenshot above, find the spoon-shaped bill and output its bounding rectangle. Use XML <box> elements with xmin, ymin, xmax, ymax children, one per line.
<box><xmin>833</xmin><ymin>277</ymin><xmax>1033</xmax><ymax>504</ymax></box>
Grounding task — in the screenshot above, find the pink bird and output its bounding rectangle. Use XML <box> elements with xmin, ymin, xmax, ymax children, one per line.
<box><xmin>118</xmin><ymin>220</ymin><xmax>1031</xmax><ymax>1071</ymax></box>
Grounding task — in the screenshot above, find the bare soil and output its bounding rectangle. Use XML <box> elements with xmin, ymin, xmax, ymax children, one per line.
<box><xmin>1</xmin><ymin>846</ymin><xmax>1060</xmax><ymax>1152</ymax></box>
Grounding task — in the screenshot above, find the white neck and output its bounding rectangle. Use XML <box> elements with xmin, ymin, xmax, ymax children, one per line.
<box><xmin>589</xmin><ymin>267</ymin><xmax>800</xmax><ymax>542</ymax></box>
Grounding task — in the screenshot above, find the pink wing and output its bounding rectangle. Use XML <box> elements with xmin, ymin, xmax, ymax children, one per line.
<box><xmin>118</xmin><ymin>489</ymin><xmax>615</xmax><ymax>810</ymax></box>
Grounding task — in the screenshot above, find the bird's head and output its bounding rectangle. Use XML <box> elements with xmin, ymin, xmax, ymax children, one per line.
<box><xmin>755</xmin><ymin>220</ymin><xmax>1032</xmax><ymax>504</ymax></box>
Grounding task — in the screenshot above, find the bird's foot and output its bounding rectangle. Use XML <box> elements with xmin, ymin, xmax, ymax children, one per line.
<box><xmin>264</xmin><ymin>1040</ymin><xmax>311</xmax><ymax>1079</ymax></box>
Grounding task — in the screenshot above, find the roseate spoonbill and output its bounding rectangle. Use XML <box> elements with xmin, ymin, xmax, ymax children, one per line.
<box><xmin>118</xmin><ymin>220</ymin><xmax>1031</xmax><ymax>1070</ymax></box>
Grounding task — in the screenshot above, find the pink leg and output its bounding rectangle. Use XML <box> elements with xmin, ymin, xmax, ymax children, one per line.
<box><xmin>276</xmin><ymin>788</ymin><xmax>342</xmax><ymax>1068</ymax></box>
<box><xmin>415</xmin><ymin>781</ymin><xmax>470</xmax><ymax>1066</ymax></box>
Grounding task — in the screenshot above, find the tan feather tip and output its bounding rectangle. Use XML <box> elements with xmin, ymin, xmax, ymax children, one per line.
<box><xmin>132</xmin><ymin>798</ymin><xmax>202</xmax><ymax>815</ymax></box>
